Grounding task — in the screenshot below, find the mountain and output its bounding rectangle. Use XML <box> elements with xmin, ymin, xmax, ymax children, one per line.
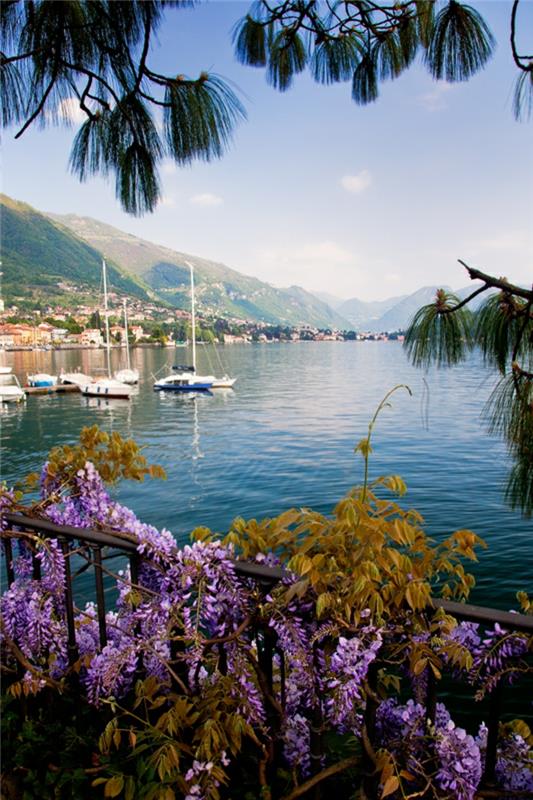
<box><xmin>311</xmin><ymin>291</ymin><xmax>344</xmax><ymax>310</ymax></box>
<box><xmin>337</xmin><ymin>294</ymin><xmax>407</xmax><ymax>330</ymax></box>
<box><xmin>48</xmin><ymin>212</ymin><xmax>352</xmax><ymax>328</ymax></box>
<box><xmin>368</xmin><ymin>286</ymin><xmax>449</xmax><ymax>332</ymax></box>
<box><xmin>1</xmin><ymin>195</ymin><xmax>150</xmax><ymax>307</ymax></box>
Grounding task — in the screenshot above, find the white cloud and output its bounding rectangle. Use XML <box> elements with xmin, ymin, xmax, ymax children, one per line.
<box><xmin>189</xmin><ymin>193</ymin><xmax>223</xmax><ymax>207</ymax></box>
<box><xmin>418</xmin><ymin>82</ymin><xmax>453</xmax><ymax>112</ymax></box>
<box><xmin>340</xmin><ymin>170</ymin><xmax>372</xmax><ymax>194</ymax></box>
<box><xmin>57</xmin><ymin>97</ymin><xmax>87</xmax><ymax>126</ymax></box>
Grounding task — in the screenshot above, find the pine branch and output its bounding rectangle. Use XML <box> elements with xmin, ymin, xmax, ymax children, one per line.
<box><xmin>14</xmin><ymin>71</ymin><xmax>58</xmax><ymax>138</ymax></box>
<box><xmin>458</xmin><ymin>260</ymin><xmax>533</xmax><ymax>302</ymax></box>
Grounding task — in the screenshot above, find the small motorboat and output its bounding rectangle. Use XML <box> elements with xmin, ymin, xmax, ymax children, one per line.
<box><xmin>27</xmin><ymin>373</ymin><xmax>57</xmax><ymax>388</ymax></box>
<box><xmin>0</xmin><ymin>375</ymin><xmax>25</xmax><ymax>403</ymax></box>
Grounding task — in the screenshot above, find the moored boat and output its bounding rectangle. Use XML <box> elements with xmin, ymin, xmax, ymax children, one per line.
<box><xmin>154</xmin><ymin>366</ymin><xmax>214</xmax><ymax>392</ymax></box>
<box><xmin>81</xmin><ymin>260</ymin><xmax>132</xmax><ymax>401</ymax></box>
<box><xmin>81</xmin><ymin>377</ymin><xmax>133</xmax><ymax>399</ymax></box>
<box><xmin>0</xmin><ymin>375</ymin><xmax>25</xmax><ymax>403</ymax></box>
<box><xmin>154</xmin><ymin>264</ymin><xmax>214</xmax><ymax>393</ymax></box>
<box><xmin>211</xmin><ymin>376</ymin><xmax>236</xmax><ymax>389</ymax></box>
<box><xmin>114</xmin><ymin>300</ymin><xmax>139</xmax><ymax>385</ymax></box>
<box><xmin>27</xmin><ymin>373</ymin><xmax>57</xmax><ymax>388</ymax></box>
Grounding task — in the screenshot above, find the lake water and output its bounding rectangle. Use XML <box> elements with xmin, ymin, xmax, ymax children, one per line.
<box><xmin>1</xmin><ymin>342</ymin><xmax>531</xmax><ymax>610</ymax></box>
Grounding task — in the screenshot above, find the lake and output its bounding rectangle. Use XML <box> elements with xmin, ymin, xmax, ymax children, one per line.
<box><xmin>1</xmin><ymin>342</ymin><xmax>531</xmax><ymax>610</ymax></box>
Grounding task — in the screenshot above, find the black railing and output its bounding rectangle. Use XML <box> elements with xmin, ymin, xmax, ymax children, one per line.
<box><xmin>2</xmin><ymin>511</ymin><xmax>532</xmax><ymax>794</ymax></box>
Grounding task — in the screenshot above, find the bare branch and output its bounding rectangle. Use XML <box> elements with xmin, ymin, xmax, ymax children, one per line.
<box><xmin>458</xmin><ymin>259</ymin><xmax>533</xmax><ymax>302</ymax></box>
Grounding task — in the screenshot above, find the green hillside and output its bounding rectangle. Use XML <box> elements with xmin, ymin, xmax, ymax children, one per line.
<box><xmin>49</xmin><ymin>213</ymin><xmax>352</xmax><ymax>328</ymax></box>
<box><xmin>1</xmin><ymin>195</ymin><xmax>150</xmax><ymax>307</ymax></box>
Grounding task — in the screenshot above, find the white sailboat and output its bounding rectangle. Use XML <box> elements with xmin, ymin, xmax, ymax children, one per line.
<box><xmin>0</xmin><ymin>374</ymin><xmax>25</xmax><ymax>403</ymax></box>
<box><xmin>81</xmin><ymin>260</ymin><xmax>133</xmax><ymax>400</ymax></box>
<box><xmin>154</xmin><ymin>263</ymin><xmax>215</xmax><ymax>392</ymax></box>
<box><xmin>114</xmin><ymin>299</ymin><xmax>139</xmax><ymax>385</ymax></box>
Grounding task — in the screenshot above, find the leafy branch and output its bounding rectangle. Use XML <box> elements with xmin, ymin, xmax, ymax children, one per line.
<box><xmin>403</xmin><ymin>260</ymin><xmax>533</xmax><ymax>516</ymax></box>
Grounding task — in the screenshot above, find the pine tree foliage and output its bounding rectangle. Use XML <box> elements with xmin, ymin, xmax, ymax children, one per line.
<box><xmin>1</xmin><ymin>1</ymin><xmax>245</xmax><ymax>215</ymax></box>
<box><xmin>404</xmin><ymin>290</ymin><xmax>473</xmax><ymax>368</ymax></box>
<box><xmin>234</xmin><ymin>1</ymin><xmax>496</xmax><ymax>104</ymax></box>
<box><xmin>404</xmin><ymin>266</ymin><xmax>533</xmax><ymax>516</ymax></box>
<box><xmin>235</xmin><ymin>1</ymin><xmax>532</xmax><ymax>119</ymax></box>
<box><xmin>425</xmin><ymin>0</ymin><xmax>494</xmax><ymax>81</ymax></box>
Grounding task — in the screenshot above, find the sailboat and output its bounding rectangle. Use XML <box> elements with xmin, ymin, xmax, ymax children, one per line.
<box><xmin>27</xmin><ymin>319</ymin><xmax>57</xmax><ymax>387</ymax></box>
<box><xmin>81</xmin><ymin>260</ymin><xmax>133</xmax><ymax>400</ymax></box>
<box><xmin>114</xmin><ymin>299</ymin><xmax>139</xmax><ymax>384</ymax></box>
<box><xmin>209</xmin><ymin>342</ymin><xmax>236</xmax><ymax>389</ymax></box>
<box><xmin>154</xmin><ymin>263</ymin><xmax>215</xmax><ymax>392</ymax></box>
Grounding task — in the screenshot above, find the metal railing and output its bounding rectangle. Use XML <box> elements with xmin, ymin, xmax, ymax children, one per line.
<box><xmin>2</xmin><ymin>510</ymin><xmax>532</xmax><ymax>795</ymax></box>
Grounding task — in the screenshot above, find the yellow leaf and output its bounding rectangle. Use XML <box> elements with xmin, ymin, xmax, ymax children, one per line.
<box><xmin>104</xmin><ymin>775</ymin><xmax>124</xmax><ymax>798</ymax></box>
<box><xmin>381</xmin><ymin>775</ymin><xmax>400</xmax><ymax>797</ymax></box>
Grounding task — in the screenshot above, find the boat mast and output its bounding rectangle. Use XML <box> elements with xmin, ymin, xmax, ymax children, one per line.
<box><xmin>188</xmin><ymin>262</ymin><xmax>196</xmax><ymax>373</ymax></box>
<box><xmin>102</xmin><ymin>259</ymin><xmax>111</xmax><ymax>378</ymax></box>
<box><xmin>123</xmin><ymin>299</ymin><xmax>131</xmax><ymax>370</ymax></box>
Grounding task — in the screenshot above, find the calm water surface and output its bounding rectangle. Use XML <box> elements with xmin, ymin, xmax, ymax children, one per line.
<box><xmin>1</xmin><ymin>342</ymin><xmax>531</xmax><ymax>609</ymax></box>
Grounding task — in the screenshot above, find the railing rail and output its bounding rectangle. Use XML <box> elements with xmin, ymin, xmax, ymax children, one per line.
<box><xmin>2</xmin><ymin>510</ymin><xmax>532</xmax><ymax>794</ymax></box>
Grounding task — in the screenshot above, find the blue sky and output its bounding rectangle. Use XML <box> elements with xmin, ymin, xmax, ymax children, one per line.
<box><xmin>2</xmin><ymin>1</ymin><xmax>532</xmax><ymax>301</ymax></box>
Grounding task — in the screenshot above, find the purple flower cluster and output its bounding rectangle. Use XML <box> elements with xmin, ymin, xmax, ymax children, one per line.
<box><xmin>476</xmin><ymin>723</ymin><xmax>533</xmax><ymax>798</ymax></box>
<box><xmin>282</xmin><ymin>713</ymin><xmax>311</xmax><ymax>776</ymax></box>
<box><xmin>445</xmin><ymin>620</ymin><xmax>531</xmax><ymax>695</ymax></box>
<box><xmin>377</xmin><ymin>700</ymin><xmax>482</xmax><ymax>800</ymax></box>
<box><xmin>326</xmin><ymin>624</ymin><xmax>382</xmax><ymax>733</ymax></box>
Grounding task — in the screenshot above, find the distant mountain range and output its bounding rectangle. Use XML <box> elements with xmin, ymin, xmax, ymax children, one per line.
<box><xmin>52</xmin><ymin>211</ymin><xmax>352</xmax><ymax>328</ymax></box>
<box><xmin>1</xmin><ymin>194</ymin><xmax>492</xmax><ymax>331</ymax></box>
<box><xmin>1</xmin><ymin>195</ymin><xmax>351</xmax><ymax>328</ymax></box>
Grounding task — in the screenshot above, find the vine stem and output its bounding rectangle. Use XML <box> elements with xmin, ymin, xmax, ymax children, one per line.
<box><xmin>359</xmin><ymin>384</ymin><xmax>412</xmax><ymax>503</ymax></box>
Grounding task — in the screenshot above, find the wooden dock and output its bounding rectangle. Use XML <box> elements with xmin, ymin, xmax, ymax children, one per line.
<box><xmin>23</xmin><ymin>384</ymin><xmax>81</xmax><ymax>396</ymax></box>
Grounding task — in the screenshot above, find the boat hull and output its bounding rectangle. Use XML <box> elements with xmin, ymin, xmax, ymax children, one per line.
<box><xmin>81</xmin><ymin>380</ymin><xmax>133</xmax><ymax>399</ymax></box>
<box><xmin>0</xmin><ymin>388</ymin><xmax>25</xmax><ymax>403</ymax></box>
<box><xmin>154</xmin><ymin>383</ymin><xmax>212</xmax><ymax>392</ymax></box>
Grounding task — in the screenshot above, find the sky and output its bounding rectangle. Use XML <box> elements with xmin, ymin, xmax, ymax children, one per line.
<box><xmin>2</xmin><ymin>1</ymin><xmax>532</xmax><ymax>302</ymax></box>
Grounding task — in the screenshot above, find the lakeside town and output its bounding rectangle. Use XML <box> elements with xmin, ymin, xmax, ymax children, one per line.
<box><xmin>0</xmin><ymin>292</ymin><xmax>405</xmax><ymax>349</ymax></box>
